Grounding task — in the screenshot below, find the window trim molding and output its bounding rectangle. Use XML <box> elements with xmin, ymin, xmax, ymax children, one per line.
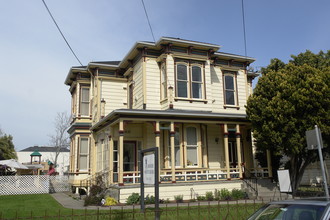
<box><xmin>222</xmin><ymin>71</ymin><xmax>240</xmax><ymax>110</ymax></box>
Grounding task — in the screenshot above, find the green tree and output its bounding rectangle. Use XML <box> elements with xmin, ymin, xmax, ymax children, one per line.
<box><xmin>0</xmin><ymin>130</ymin><xmax>17</xmax><ymax>160</ymax></box>
<box><xmin>246</xmin><ymin>50</ymin><xmax>330</xmax><ymax>193</ymax></box>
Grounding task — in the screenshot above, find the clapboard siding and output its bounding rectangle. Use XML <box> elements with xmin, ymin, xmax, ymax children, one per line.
<box><xmin>207</xmin><ymin>124</ymin><xmax>224</xmax><ymax>168</ymax></box>
<box><xmin>102</xmin><ymin>80</ymin><xmax>127</xmax><ymax>114</ymax></box>
<box><xmin>146</xmin><ymin>58</ymin><xmax>161</xmax><ymax>109</ymax></box>
<box><xmin>119</xmin><ymin>181</ymin><xmax>242</xmax><ymax>203</ymax></box>
<box><xmin>133</xmin><ymin>59</ymin><xmax>144</xmax><ymax>109</ymax></box>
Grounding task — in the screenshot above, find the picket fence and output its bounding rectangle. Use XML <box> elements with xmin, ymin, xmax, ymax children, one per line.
<box><xmin>0</xmin><ymin>175</ymin><xmax>70</xmax><ymax>195</ymax></box>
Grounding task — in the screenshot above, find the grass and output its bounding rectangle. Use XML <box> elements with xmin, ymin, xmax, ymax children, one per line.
<box><xmin>0</xmin><ymin>194</ymin><xmax>264</xmax><ymax>220</ymax></box>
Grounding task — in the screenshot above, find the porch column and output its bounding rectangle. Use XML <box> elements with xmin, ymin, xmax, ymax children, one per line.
<box><xmin>170</xmin><ymin>122</ymin><xmax>176</xmax><ymax>182</ymax></box>
<box><xmin>235</xmin><ymin>124</ymin><xmax>243</xmax><ymax>178</ymax></box>
<box><xmin>155</xmin><ymin>121</ymin><xmax>160</xmax><ymax>182</ymax></box>
<box><xmin>266</xmin><ymin>150</ymin><xmax>273</xmax><ymax>178</ymax></box>
<box><xmin>223</xmin><ymin>124</ymin><xmax>231</xmax><ymax>179</ymax></box>
<box><xmin>109</xmin><ymin>127</ymin><xmax>114</xmax><ymax>184</ymax></box>
<box><xmin>119</xmin><ymin>120</ymin><xmax>124</xmax><ymax>185</ymax></box>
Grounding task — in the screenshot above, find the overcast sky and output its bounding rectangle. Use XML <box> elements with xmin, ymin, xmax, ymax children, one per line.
<box><xmin>1</xmin><ymin>0</ymin><xmax>329</xmax><ymax>151</ymax></box>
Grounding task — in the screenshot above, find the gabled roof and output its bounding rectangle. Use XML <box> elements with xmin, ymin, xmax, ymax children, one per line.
<box><xmin>20</xmin><ymin>146</ymin><xmax>70</xmax><ymax>152</ymax></box>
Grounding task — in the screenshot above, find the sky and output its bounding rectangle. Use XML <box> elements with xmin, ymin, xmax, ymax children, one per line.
<box><xmin>0</xmin><ymin>0</ymin><xmax>329</xmax><ymax>151</ymax></box>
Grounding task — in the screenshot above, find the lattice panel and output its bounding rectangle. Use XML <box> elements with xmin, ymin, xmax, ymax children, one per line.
<box><xmin>0</xmin><ymin>175</ymin><xmax>69</xmax><ymax>195</ymax></box>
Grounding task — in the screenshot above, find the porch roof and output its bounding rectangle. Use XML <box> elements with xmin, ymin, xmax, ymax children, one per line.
<box><xmin>91</xmin><ymin>109</ymin><xmax>249</xmax><ymax>131</ymax></box>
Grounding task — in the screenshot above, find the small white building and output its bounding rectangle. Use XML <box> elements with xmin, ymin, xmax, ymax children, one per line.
<box><xmin>17</xmin><ymin>146</ymin><xmax>70</xmax><ymax>175</ymax></box>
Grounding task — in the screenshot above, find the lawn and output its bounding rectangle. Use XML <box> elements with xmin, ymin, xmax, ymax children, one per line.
<box><xmin>0</xmin><ymin>194</ymin><xmax>263</xmax><ymax>220</ymax></box>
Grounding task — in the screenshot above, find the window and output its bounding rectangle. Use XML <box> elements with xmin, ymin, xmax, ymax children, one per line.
<box><xmin>79</xmin><ymin>137</ymin><xmax>89</xmax><ymax>170</ymax></box>
<box><xmin>168</xmin><ymin>127</ymin><xmax>181</xmax><ymax>167</ymax></box>
<box><xmin>113</xmin><ymin>141</ymin><xmax>118</xmax><ymax>182</ymax></box>
<box><xmin>80</xmin><ymin>87</ymin><xmax>90</xmax><ymax>116</ymax></box>
<box><xmin>161</xmin><ymin>63</ymin><xmax>167</xmax><ymax>99</ymax></box>
<box><xmin>186</xmin><ymin>127</ymin><xmax>198</xmax><ymax>166</ymax></box>
<box><xmin>224</xmin><ymin>72</ymin><xmax>237</xmax><ymax>105</ymax></box>
<box><xmin>103</xmin><ymin>138</ymin><xmax>109</xmax><ymax>170</ymax></box>
<box><xmin>176</xmin><ymin>62</ymin><xmax>204</xmax><ymax>99</ymax></box>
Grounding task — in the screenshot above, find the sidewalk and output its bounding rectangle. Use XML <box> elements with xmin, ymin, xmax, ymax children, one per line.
<box><xmin>51</xmin><ymin>192</ymin><xmax>264</xmax><ymax>210</ymax></box>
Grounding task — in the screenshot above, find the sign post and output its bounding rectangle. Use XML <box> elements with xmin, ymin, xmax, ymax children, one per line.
<box><xmin>139</xmin><ymin>147</ymin><xmax>159</xmax><ymax>220</ymax></box>
<box><xmin>306</xmin><ymin>125</ymin><xmax>329</xmax><ymax>199</ymax></box>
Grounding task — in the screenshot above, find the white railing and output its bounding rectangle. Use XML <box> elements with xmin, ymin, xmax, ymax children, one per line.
<box><xmin>249</xmin><ymin>167</ymin><xmax>269</xmax><ymax>178</ymax></box>
<box><xmin>121</xmin><ymin>168</ymin><xmax>241</xmax><ymax>184</ymax></box>
<box><xmin>0</xmin><ymin>175</ymin><xmax>69</xmax><ymax>195</ymax></box>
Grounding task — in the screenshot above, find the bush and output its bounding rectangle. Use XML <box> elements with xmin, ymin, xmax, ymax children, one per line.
<box><xmin>104</xmin><ymin>196</ymin><xmax>118</xmax><ymax>206</ymax></box>
<box><xmin>205</xmin><ymin>191</ymin><xmax>214</xmax><ymax>201</ymax></box>
<box><xmin>84</xmin><ymin>195</ymin><xmax>103</xmax><ymax>206</ymax></box>
<box><xmin>214</xmin><ymin>189</ymin><xmax>221</xmax><ymax>201</ymax></box>
<box><xmin>174</xmin><ymin>195</ymin><xmax>183</xmax><ymax>203</ymax></box>
<box><xmin>145</xmin><ymin>194</ymin><xmax>155</xmax><ymax>204</ymax></box>
<box><xmin>231</xmin><ymin>189</ymin><xmax>246</xmax><ymax>200</ymax></box>
<box><xmin>197</xmin><ymin>195</ymin><xmax>206</xmax><ymax>201</ymax></box>
<box><xmin>126</xmin><ymin>193</ymin><xmax>140</xmax><ymax>205</ymax></box>
<box><xmin>220</xmin><ymin>188</ymin><xmax>231</xmax><ymax>200</ymax></box>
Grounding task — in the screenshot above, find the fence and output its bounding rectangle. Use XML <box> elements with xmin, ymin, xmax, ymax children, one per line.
<box><xmin>0</xmin><ymin>200</ymin><xmax>265</xmax><ymax>220</ymax></box>
<box><xmin>0</xmin><ymin>175</ymin><xmax>69</xmax><ymax>195</ymax></box>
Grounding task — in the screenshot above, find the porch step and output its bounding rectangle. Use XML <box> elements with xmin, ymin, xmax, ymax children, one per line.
<box><xmin>244</xmin><ymin>179</ymin><xmax>292</xmax><ymax>201</ymax></box>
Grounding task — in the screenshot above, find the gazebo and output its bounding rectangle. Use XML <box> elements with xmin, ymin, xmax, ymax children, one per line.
<box><xmin>30</xmin><ymin>150</ymin><xmax>42</xmax><ymax>164</ymax></box>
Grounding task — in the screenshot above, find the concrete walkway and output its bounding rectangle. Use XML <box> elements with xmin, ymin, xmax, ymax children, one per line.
<box><xmin>51</xmin><ymin>192</ymin><xmax>264</xmax><ymax>210</ymax></box>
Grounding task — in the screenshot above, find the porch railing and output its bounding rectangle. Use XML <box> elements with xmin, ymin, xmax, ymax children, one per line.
<box><xmin>122</xmin><ymin>168</ymin><xmax>241</xmax><ymax>184</ymax></box>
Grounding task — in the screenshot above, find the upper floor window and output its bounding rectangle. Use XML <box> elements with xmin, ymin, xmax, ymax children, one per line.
<box><xmin>176</xmin><ymin>62</ymin><xmax>204</xmax><ymax>99</ymax></box>
<box><xmin>224</xmin><ymin>72</ymin><xmax>237</xmax><ymax>106</ymax></box>
<box><xmin>161</xmin><ymin>63</ymin><xmax>167</xmax><ymax>99</ymax></box>
<box><xmin>80</xmin><ymin>87</ymin><xmax>90</xmax><ymax>116</ymax></box>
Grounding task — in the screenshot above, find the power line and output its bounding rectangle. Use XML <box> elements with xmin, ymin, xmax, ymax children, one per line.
<box><xmin>241</xmin><ymin>0</ymin><xmax>247</xmax><ymax>57</ymax></box>
<box><xmin>141</xmin><ymin>0</ymin><xmax>156</xmax><ymax>42</ymax></box>
<box><xmin>41</xmin><ymin>0</ymin><xmax>83</xmax><ymax>66</ymax></box>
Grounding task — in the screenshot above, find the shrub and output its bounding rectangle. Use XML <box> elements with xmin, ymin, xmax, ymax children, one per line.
<box><xmin>104</xmin><ymin>196</ymin><xmax>118</xmax><ymax>206</ymax></box>
<box><xmin>231</xmin><ymin>189</ymin><xmax>245</xmax><ymax>200</ymax></box>
<box><xmin>145</xmin><ymin>194</ymin><xmax>155</xmax><ymax>204</ymax></box>
<box><xmin>205</xmin><ymin>191</ymin><xmax>214</xmax><ymax>201</ymax></box>
<box><xmin>220</xmin><ymin>188</ymin><xmax>231</xmax><ymax>200</ymax></box>
<box><xmin>197</xmin><ymin>195</ymin><xmax>206</xmax><ymax>201</ymax></box>
<box><xmin>174</xmin><ymin>195</ymin><xmax>183</xmax><ymax>203</ymax></box>
<box><xmin>126</xmin><ymin>193</ymin><xmax>140</xmax><ymax>205</ymax></box>
<box><xmin>214</xmin><ymin>189</ymin><xmax>221</xmax><ymax>201</ymax></box>
<box><xmin>84</xmin><ymin>195</ymin><xmax>103</xmax><ymax>206</ymax></box>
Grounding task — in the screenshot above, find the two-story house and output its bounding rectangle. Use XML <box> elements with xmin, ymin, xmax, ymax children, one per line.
<box><xmin>64</xmin><ymin>37</ymin><xmax>271</xmax><ymax>202</ymax></box>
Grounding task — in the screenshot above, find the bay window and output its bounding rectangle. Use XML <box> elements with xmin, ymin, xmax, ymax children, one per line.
<box><xmin>79</xmin><ymin>137</ymin><xmax>89</xmax><ymax>170</ymax></box>
<box><xmin>80</xmin><ymin>87</ymin><xmax>90</xmax><ymax>116</ymax></box>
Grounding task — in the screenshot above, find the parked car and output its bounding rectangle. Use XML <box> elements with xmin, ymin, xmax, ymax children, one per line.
<box><xmin>247</xmin><ymin>198</ymin><xmax>330</xmax><ymax>220</ymax></box>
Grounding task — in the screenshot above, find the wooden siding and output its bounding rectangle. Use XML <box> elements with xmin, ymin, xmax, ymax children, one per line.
<box><xmin>133</xmin><ymin>59</ymin><xmax>144</xmax><ymax>109</ymax></box>
<box><xmin>207</xmin><ymin>124</ymin><xmax>224</xmax><ymax>168</ymax></box>
<box><xmin>101</xmin><ymin>80</ymin><xmax>127</xmax><ymax>114</ymax></box>
<box><xmin>145</xmin><ymin>58</ymin><xmax>161</xmax><ymax>109</ymax></box>
<box><xmin>118</xmin><ymin>181</ymin><xmax>242</xmax><ymax>203</ymax></box>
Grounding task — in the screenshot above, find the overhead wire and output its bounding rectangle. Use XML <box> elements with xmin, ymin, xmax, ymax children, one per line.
<box><xmin>241</xmin><ymin>0</ymin><xmax>247</xmax><ymax>57</ymax></box>
<box><xmin>41</xmin><ymin>0</ymin><xmax>83</xmax><ymax>66</ymax></box>
<box><xmin>141</xmin><ymin>0</ymin><xmax>156</xmax><ymax>43</ymax></box>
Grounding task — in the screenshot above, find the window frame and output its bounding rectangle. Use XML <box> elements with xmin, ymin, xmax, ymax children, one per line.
<box><xmin>79</xmin><ymin>87</ymin><xmax>90</xmax><ymax>116</ymax></box>
<box><xmin>223</xmin><ymin>71</ymin><xmax>238</xmax><ymax>107</ymax></box>
<box><xmin>78</xmin><ymin>136</ymin><xmax>89</xmax><ymax>171</ymax></box>
<box><xmin>160</xmin><ymin>62</ymin><xmax>168</xmax><ymax>100</ymax></box>
<box><xmin>184</xmin><ymin>125</ymin><xmax>199</xmax><ymax>167</ymax></box>
<box><xmin>175</xmin><ymin>60</ymin><xmax>205</xmax><ymax>100</ymax></box>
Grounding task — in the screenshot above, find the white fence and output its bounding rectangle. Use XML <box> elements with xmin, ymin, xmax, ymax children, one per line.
<box><xmin>0</xmin><ymin>175</ymin><xmax>70</xmax><ymax>195</ymax></box>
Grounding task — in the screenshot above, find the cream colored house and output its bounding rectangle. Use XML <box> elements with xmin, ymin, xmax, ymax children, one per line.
<box><xmin>65</xmin><ymin>37</ymin><xmax>271</xmax><ymax>201</ymax></box>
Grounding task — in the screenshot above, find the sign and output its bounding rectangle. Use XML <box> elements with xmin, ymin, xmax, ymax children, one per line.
<box><xmin>143</xmin><ymin>153</ymin><xmax>155</xmax><ymax>185</ymax></box>
<box><xmin>277</xmin><ymin>170</ymin><xmax>292</xmax><ymax>192</ymax></box>
<box><xmin>306</xmin><ymin>127</ymin><xmax>322</xmax><ymax>150</ymax></box>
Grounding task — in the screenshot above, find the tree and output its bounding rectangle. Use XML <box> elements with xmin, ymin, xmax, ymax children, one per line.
<box><xmin>246</xmin><ymin>50</ymin><xmax>330</xmax><ymax>194</ymax></box>
<box><xmin>49</xmin><ymin>112</ymin><xmax>70</xmax><ymax>168</ymax></box>
<box><xmin>0</xmin><ymin>129</ymin><xmax>17</xmax><ymax>160</ymax></box>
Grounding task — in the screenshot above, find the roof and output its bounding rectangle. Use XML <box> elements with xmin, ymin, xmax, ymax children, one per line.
<box><xmin>30</xmin><ymin>150</ymin><xmax>42</xmax><ymax>156</ymax></box>
<box><xmin>65</xmin><ymin>37</ymin><xmax>256</xmax><ymax>85</ymax></box>
<box><xmin>20</xmin><ymin>146</ymin><xmax>70</xmax><ymax>153</ymax></box>
<box><xmin>91</xmin><ymin>108</ymin><xmax>249</xmax><ymax>131</ymax></box>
